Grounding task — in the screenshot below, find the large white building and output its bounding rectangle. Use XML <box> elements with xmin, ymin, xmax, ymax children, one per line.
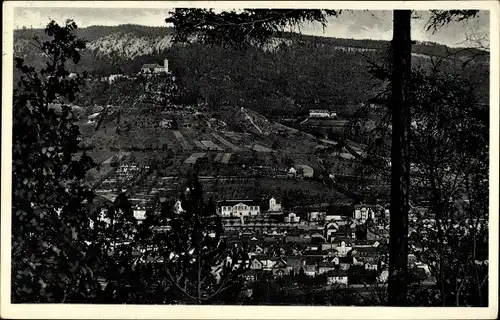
<box><xmin>309</xmin><ymin>109</ymin><xmax>337</xmax><ymax>118</ymax></box>
<box><xmin>218</xmin><ymin>200</ymin><xmax>260</xmax><ymax>217</ymax></box>
<box><xmin>141</xmin><ymin>59</ymin><xmax>169</xmax><ymax>74</ymax></box>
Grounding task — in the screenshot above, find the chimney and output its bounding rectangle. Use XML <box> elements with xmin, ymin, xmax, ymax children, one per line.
<box><xmin>164</xmin><ymin>58</ymin><xmax>169</xmax><ymax>73</ymax></box>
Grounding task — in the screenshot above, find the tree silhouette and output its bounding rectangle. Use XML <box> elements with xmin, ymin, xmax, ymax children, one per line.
<box><xmin>12</xmin><ymin>20</ymin><xmax>100</xmax><ymax>303</ymax></box>
<box><xmin>136</xmin><ymin>176</ymin><xmax>250</xmax><ymax>304</ymax></box>
<box><xmin>164</xmin><ymin>8</ymin><xmax>483</xmax><ymax>306</ymax></box>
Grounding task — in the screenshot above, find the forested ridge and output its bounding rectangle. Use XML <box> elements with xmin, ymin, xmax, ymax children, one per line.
<box><xmin>14</xmin><ymin>24</ymin><xmax>488</xmax><ymax>118</ymax></box>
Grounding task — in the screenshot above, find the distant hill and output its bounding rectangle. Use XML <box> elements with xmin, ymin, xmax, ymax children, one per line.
<box><xmin>14</xmin><ymin>24</ymin><xmax>488</xmax><ymax>62</ymax></box>
<box><xmin>14</xmin><ymin>24</ymin><xmax>489</xmax><ymax>115</ymax></box>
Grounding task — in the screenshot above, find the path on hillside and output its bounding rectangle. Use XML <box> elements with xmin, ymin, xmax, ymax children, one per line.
<box><xmin>275</xmin><ymin>122</ymin><xmax>339</xmax><ymax>146</ymax></box>
<box><xmin>299</xmin><ymin>117</ymin><xmax>310</xmax><ymax>125</ymax></box>
<box><xmin>240</xmin><ymin>107</ymin><xmax>263</xmax><ymax>134</ymax></box>
<box><xmin>173</xmin><ymin>130</ymin><xmax>192</xmax><ymax>150</ymax></box>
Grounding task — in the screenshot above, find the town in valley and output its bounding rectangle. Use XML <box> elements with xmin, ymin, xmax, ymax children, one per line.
<box><xmin>10</xmin><ymin>6</ymin><xmax>490</xmax><ymax>308</ymax></box>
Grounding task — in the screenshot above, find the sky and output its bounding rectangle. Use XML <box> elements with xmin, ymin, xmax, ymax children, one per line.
<box><xmin>13</xmin><ymin>7</ymin><xmax>490</xmax><ymax>48</ymax></box>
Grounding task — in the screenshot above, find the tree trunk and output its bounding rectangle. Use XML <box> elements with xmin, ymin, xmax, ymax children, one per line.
<box><xmin>388</xmin><ymin>10</ymin><xmax>412</xmax><ymax>306</ymax></box>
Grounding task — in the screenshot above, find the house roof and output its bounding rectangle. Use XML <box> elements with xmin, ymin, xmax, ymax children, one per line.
<box><xmin>354</xmin><ymin>240</ymin><xmax>378</xmax><ymax>246</ymax></box>
<box><xmin>264</xmin><ymin>236</ymin><xmax>281</xmax><ymax>243</ymax></box>
<box><xmin>142</xmin><ymin>63</ymin><xmax>163</xmax><ymax>68</ymax></box>
<box><xmin>352</xmin><ymin>253</ymin><xmax>380</xmax><ymax>261</ymax></box>
<box><xmin>218</xmin><ymin>200</ymin><xmax>259</xmax><ymax>207</ymax></box>
<box><xmin>285</xmin><ymin>236</ymin><xmax>310</xmax><ymax>243</ymax></box>
<box><xmin>285</xmin><ymin>257</ymin><xmax>303</xmax><ymax>267</ymax></box>
<box><xmin>252</xmin><ymin>255</ymin><xmax>268</xmax><ymax>261</ymax></box>
<box><xmin>266</xmin><ymin>256</ymin><xmax>284</xmax><ymax>263</ymax></box>
<box><xmin>325</xmin><ymin>222</ymin><xmax>339</xmax><ymax>229</ymax></box>
<box><xmin>272</xmin><ymin>258</ymin><xmax>288</xmax><ymax>268</ymax></box>
<box><xmin>354</xmin><ymin>204</ymin><xmax>380</xmax><ymax>210</ymax></box>
<box><xmin>333</xmin><ymin>237</ymin><xmax>354</xmax><ymax>245</ymax></box>
<box><xmin>352</xmin><ymin>246</ymin><xmax>378</xmax><ymax>253</ymax></box>
<box><xmin>310</xmin><ymin>233</ymin><xmax>324</xmax><ymax>238</ymax></box>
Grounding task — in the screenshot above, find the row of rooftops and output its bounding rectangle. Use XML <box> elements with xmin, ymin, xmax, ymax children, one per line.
<box><xmin>217</xmin><ymin>199</ymin><xmax>260</xmax><ymax>207</ymax></box>
<box><xmin>249</xmin><ymin>254</ymin><xmax>377</xmax><ymax>270</ymax></box>
<box><xmin>129</xmin><ymin>252</ymin><xmax>428</xmax><ymax>282</ymax></box>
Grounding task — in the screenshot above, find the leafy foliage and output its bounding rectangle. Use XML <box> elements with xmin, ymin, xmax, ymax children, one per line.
<box><xmin>166</xmin><ymin>9</ymin><xmax>341</xmax><ymax>48</ymax></box>
<box><xmin>89</xmin><ymin>176</ymin><xmax>249</xmax><ymax>304</ymax></box>
<box><xmin>140</xmin><ymin>177</ymin><xmax>249</xmax><ymax>304</ymax></box>
<box><xmin>12</xmin><ymin>20</ymin><xmax>100</xmax><ymax>303</ymax></box>
<box><xmin>426</xmin><ymin>10</ymin><xmax>479</xmax><ymax>33</ymax></box>
<box><xmin>12</xmin><ymin>19</ymin><xmax>248</xmax><ymax>306</ymax></box>
<box><xmin>352</xmin><ymin>62</ymin><xmax>489</xmax><ymax>306</ymax></box>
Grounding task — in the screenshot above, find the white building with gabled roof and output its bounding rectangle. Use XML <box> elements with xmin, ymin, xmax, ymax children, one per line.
<box><xmin>140</xmin><ymin>59</ymin><xmax>169</xmax><ymax>74</ymax></box>
<box><xmin>218</xmin><ymin>200</ymin><xmax>260</xmax><ymax>217</ymax></box>
<box><xmin>309</xmin><ymin>109</ymin><xmax>337</xmax><ymax>118</ymax></box>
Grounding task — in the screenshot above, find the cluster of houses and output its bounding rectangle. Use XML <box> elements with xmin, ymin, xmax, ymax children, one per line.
<box><xmin>231</xmin><ymin>229</ymin><xmax>431</xmax><ymax>287</ymax></box>
<box><xmin>95</xmin><ymin>163</ymin><xmax>157</xmax><ymax>219</ymax></box>
<box><xmin>93</xmin><ymin>164</ymin><xmax>433</xmax><ymax>289</ymax></box>
<box><xmin>211</xmin><ymin>197</ymin><xmax>433</xmax><ymax>287</ymax></box>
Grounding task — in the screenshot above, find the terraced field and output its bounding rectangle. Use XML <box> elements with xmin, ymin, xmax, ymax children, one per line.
<box><xmin>200</xmin><ymin>140</ymin><xmax>223</xmax><ymax>151</ymax></box>
<box><xmin>221</xmin><ymin>153</ymin><xmax>232</xmax><ymax>164</ymax></box>
<box><xmin>192</xmin><ymin>139</ymin><xmax>207</xmax><ymax>150</ymax></box>
<box><xmin>184</xmin><ymin>152</ymin><xmax>207</xmax><ymax>164</ymax></box>
<box><xmin>211</xmin><ymin>132</ymin><xmax>241</xmax><ymax>151</ymax></box>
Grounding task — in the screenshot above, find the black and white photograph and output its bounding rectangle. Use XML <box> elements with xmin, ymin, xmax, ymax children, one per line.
<box><xmin>1</xmin><ymin>1</ymin><xmax>498</xmax><ymax>319</ymax></box>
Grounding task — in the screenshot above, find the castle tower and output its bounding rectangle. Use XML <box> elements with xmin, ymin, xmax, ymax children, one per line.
<box><xmin>269</xmin><ymin>197</ymin><xmax>276</xmax><ymax>211</ymax></box>
<box><xmin>269</xmin><ymin>197</ymin><xmax>281</xmax><ymax>212</ymax></box>
<box><xmin>164</xmin><ymin>58</ymin><xmax>169</xmax><ymax>73</ymax></box>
